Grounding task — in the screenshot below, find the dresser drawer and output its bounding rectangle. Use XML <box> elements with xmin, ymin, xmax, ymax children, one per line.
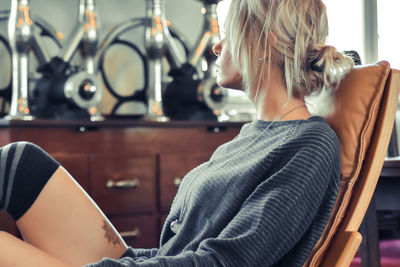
<box><xmin>91</xmin><ymin>156</ymin><xmax>156</xmax><ymax>215</ymax></box>
<box><xmin>159</xmin><ymin>153</ymin><xmax>212</xmax><ymax>213</ymax></box>
<box><xmin>110</xmin><ymin>215</ymin><xmax>158</xmax><ymax>249</ymax></box>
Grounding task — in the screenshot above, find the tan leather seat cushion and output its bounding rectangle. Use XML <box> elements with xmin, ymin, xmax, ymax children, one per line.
<box><xmin>305</xmin><ymin>61</ymin><xmax>391</xmax><ymax>266</ymax></box>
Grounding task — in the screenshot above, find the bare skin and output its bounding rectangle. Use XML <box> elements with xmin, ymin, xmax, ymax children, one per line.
<box><xmin>0</xmin><ymin>166</ymin><xmax>127</xmax><ymax>266</ymax></box>
<box><xmin>0</xmin><ymin>231</ymin><xmax>73</xmax><ymax>267</ymax></box>
<box><xmin>213</xmin><ymin>39</ymin><xmax>311</xmax><ymax>121</ymax></box>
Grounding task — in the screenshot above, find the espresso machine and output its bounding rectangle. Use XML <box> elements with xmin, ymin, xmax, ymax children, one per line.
<box><xmin>7</xmin><ymin>0</ymin><xmax>103</xmax><ymax>120</ymax></box>
<box><xmin>162</xmin><ymin>0</ymin><xmax>228</xmax><ymax>120</ymax></box>
<box><xmin>32</xmin><ymin>0</ymin><xmax>103</xmax><ymax>120</ymax></box>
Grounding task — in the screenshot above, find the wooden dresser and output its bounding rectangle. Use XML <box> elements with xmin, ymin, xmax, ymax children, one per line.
<box><xmin>0</xmin><ymin>119</ymin><xmax>243</xmax><ymax>248</ymax></box>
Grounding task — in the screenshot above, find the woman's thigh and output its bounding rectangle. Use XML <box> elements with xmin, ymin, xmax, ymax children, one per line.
<box><xmin>15</xmin><ymin>166</ymin><xmax>127</xmax><ymax>266</ymax></box>
<box><xmin>0</xmin><ymin>231</ymin><xmax>73</xmax><ymax>267</ymax></box>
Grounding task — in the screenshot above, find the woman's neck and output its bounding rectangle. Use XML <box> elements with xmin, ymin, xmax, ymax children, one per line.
<box><xmin>250</xmin><ymin>72</ymin><xmax>311</xmax><ymax>121</ymax></box>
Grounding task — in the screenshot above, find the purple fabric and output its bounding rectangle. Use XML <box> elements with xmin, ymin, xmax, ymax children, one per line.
<box><xmin>351</xmin><ymin>239</ymin><xmax>400</xmax><ymax>267</ymax></box>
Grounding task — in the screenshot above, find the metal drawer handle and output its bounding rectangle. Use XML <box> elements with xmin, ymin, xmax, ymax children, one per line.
<box><xmin>119</xmin><ymin>228</ymin><xmax>141</xmax><ymax>239</ymax></box>
<box><xmin>106</xmin><ymin>179</ymin><xmax>140</xmax><ymax>189</ymax></box>
<box><xmin>174</xmin><ymin>177</ymin><xmax>182</xmax><ymax>188</ymax></box>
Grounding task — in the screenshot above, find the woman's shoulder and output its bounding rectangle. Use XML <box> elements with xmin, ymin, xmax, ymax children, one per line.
<box><xmin>283</xmin><ymin>116</ymin><xmax>341</xmax><ymax>160</ymax></box>
<box><xmin>244</xmin><ymin>116</ymin><xmax>340</xmax><ymax>158</ymax></box>
<box><xmin>294</xmin><ymin>116</ymin><xmax>339</xmax><ymax>142</ymax></box>
<box><xmin>300</xmin><ymin>116</ymin><xmax>339</xmax><ymax>144</ymax></box>
<box><xmin>269</xmin><ymin>117</ymin><xmax>341</xmax><ymax>177</ymax></box>
<box><xmin>268</xmin><ymin>116</ymin><xmax>340</xmax><ymax>157</ymax></box>
<box><xmin>251</xmin><ymin>116</ymin><xmax>338</xmax><ymax>143</ymax></box>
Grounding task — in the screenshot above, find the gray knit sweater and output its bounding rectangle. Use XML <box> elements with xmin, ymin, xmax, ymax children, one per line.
<box><xmin>87</xmin><ymin>116</ymin><xmax>340</xmax><ymax>267</ymax></box>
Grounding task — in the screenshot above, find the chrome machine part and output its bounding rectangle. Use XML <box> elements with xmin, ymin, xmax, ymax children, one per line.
<box><xmin>63</xmin><ymin>71</ymin><xmax>102</xmax><ymax>113</ymax></box>
<box><xmin>190</xmin><ymin>0</ymin><xmax>228</xmax><ymax>116</ymax></box>
<box><xmin>79</xmin><ymin>0</ymin><xmax>100</xmax><ymax>74</ymax></box>
<box><xmin>60</xmin><ymin>0</ymin><xmax>100</xmax><ymax>68</ymax></box>
<box><xmin>189</xmin><ymin>0</ymin><xmax>221</xmax><ymax>78</ymax></box>
<box><xmin>7</xmin><ymin>0</ymin><xmax>34</xmax><ymax>120</ymax></box>
<box><xmin>95</xmin><ymin>18</ymin><xmax>145</xmax><ymax>64</ymax></box>
<box><xmin>29</xmin><ymin>13</ymin><xmax>65</xmax><ymax>67</ymax></box>
<box><xmin>144</xmin><ymin>0</ymin><xmax>185</xmax><ymax>122</ymax></box>
<box><xmin>59</xmin><ymin>0</ymin><xmax>102</xmax><ymax>120</ymax></box>
<box><xmin>145</xmin><ymin>0</ymin><xmax>168</xmax><ymax>122</ymax></box>
<box><xmin>197</xmin><ymin>77</ymin><xmax>228</xmax><ymax>113</ymax></box>
<box><xmin>80</xmin><ymin>0</ymin><xmax>102</xmax><ymax>120</ymax></box>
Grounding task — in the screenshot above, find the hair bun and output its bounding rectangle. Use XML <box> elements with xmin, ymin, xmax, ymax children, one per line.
<box><xmin>307</xmin><ymin>45</ymin><xmax>354</xmax><ymax>94</ymax></box>
<box><xmin>309</xmin><ymin>45</ymin><xmax>338</xmax><ymax>73</ymax></box>
<box><xmin>311</xmin><ymin>58</ymin><xmax>323</xmax><ymax>72</ymax></box>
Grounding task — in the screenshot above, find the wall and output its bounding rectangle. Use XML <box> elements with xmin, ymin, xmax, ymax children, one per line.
<box><xmin>0</xmin><ymin>0</ymin><xmax>203</xmax><ymax>45</ymax></box>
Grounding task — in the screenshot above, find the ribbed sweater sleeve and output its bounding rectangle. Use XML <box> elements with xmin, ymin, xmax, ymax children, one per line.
<box><xmin>85</xmin><ymin>119</ymin><xmax>340</xmax><ymax>267</ymax></box>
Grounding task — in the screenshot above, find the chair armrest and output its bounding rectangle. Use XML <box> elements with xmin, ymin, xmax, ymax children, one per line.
<box><xmin>320</xmin><ymin>230</ymin><xmax>362</xmax><ymax>267</ymax></box>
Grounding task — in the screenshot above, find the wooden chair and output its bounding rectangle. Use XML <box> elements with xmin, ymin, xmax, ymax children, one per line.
<box><xmin>304</xmin><ymin>61</ymin><xmax>400</xmax><ymax>266</ymax></box>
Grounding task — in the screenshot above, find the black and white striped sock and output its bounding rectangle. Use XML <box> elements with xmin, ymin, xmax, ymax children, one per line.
<box><xmin>0</xmin><ymin>142</ymin><xmax>60</xmax><ymax>221</ymax></box>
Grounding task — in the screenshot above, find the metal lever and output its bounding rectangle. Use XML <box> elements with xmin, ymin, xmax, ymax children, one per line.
<box><xmin>106</xmin><ymin>178</ymin><xmax>140</xmax><ymax>189</ymax></box>
<box><xmin>189</xmin><ymin>1</ymin><xmax>221</xmax><ymax>80</ymax></box>
<box><xmin>144</xmin><ymin>0</ymin><xmax>185</xmax><ymax>122</ymax></box>
<box><xmin>7</xmin><ymin>0</ymin><xmax>34</xmax><ymax>120</ymax></box>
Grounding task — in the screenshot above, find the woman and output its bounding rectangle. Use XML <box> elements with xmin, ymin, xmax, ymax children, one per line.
<box><xmin>0</xmin><ymin>0</ymin><xmax>353</xmax><ymax>266</ymax></box>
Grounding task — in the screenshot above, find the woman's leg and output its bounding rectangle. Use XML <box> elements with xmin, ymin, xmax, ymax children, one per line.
<box><xmin>0</xmin><ymin>142</ymin><xmax>127</xmax><ymax>266</ymax></box>
<box><xmin>0</xmin><ymin>231</ymin><xmax>73</xmax><ymax>267</ymax></box>
<box><xmin>15</xmin><ymin>166</ymin><xmax>128</xmax><ymax>266</ymax></box>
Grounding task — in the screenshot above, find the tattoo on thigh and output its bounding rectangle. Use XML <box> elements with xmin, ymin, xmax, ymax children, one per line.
<box><xmin>102</xmin><ymin>220</ymin><xmax>122</xmax><ymax>246</ymax></box>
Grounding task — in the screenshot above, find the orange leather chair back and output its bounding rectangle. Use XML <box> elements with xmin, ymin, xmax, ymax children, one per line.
<box><xmin>304</xmin><ymin>61</ymin><xmax>400</xmax><ymax>267</ymax></box>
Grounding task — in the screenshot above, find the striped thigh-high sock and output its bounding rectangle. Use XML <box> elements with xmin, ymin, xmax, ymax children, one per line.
<box><xmin>0</xmin><ymin>142</ymin><xmax>60</xmax><ymax>221</ymax></box>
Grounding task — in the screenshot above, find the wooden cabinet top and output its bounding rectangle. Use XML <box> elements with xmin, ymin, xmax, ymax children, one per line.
<box><xmin>0</xmin><ymin>118</ymin><xmax>246</xmax><ymax>129</ymax></box>
<box><xmin>0</xmin><ymin>119</ymin><xmax>244</xmax><ymax>156</ymax></box>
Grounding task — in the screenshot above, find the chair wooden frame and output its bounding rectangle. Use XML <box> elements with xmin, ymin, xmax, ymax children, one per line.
<box><xmin>305</xmin><ymin>64</ymin><xmax>400</xmax><ymax>267</ymax></box>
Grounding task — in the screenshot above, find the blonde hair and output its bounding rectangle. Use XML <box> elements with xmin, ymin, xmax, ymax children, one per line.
<box><xmin>224</xmin><ymin>0</ymin><xmax>354</xmax><ymax>99</ymax></box>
